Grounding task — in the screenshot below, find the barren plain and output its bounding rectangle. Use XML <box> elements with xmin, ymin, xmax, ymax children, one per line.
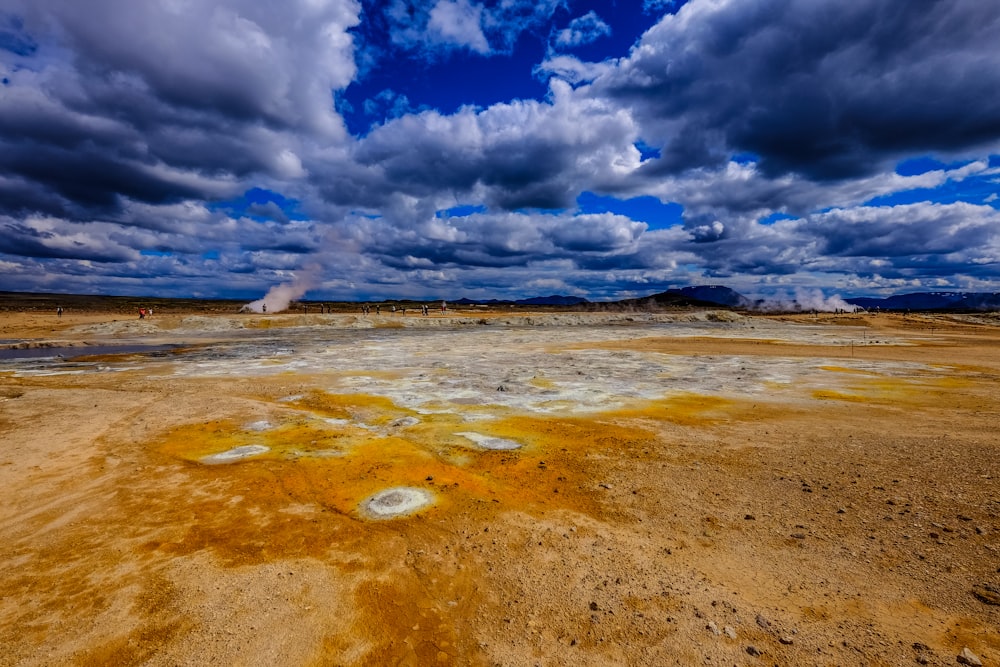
<box><xmin>1</xmin><ymin>304</ymin><xmax>998</xmax><ymax>666</ymax></box>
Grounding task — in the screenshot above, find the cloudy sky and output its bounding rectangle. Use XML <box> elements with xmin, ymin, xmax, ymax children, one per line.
<box><xmin>2</xmin><ymin>0</ymin><xmax>999</xmax><ymax>302</ymax></box>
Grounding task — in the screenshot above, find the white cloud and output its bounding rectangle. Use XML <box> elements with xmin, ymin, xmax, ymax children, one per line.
<box><xmin>428</xmin><ymin>0</ymin><xmax>489</xmax><ymax>53</ymax></box>
<box><xmin>553</xmin><ymin>11</ymin><xmax>611</xmax><ymax>49</ymax></box>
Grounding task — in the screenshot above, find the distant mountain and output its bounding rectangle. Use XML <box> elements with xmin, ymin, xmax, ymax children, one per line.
<box><xmin>615</xmin><ymin>289</ymin><xmax>726</xmax><ymax>309</ymax></box>
<box><xmin>666</xmin><ymin>285</ymin><xmax>753</xmax><ymax>308</ymax></box>
<box><xmin>846</xmin><ymin>292</ymin><xmax>1000</xmax><ymax>311</ymax></box>
<box><xmin>452</xmin><ymin>295</ymin><xmax>589</xmax><ymax>306</ymax></box>
<box><xmin>614</xmin><ymin>285</ymin><xmax>751</xmax><ymax>309</ymax></box>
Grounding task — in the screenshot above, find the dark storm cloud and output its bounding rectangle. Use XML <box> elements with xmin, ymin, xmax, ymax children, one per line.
<box><xmin>587</xmin><ymin>0</ymin><xmax>1000</xmax><ymax>180</ymax></box>
<box><xmin>0</xmin><ymin>143</ymin><xmax>213</xmax><ymax>213</ymax></box>
<box><xmin>0</xmin><ymin>0</ymin><xmax>357</xmax><ymax>219</ymax></box>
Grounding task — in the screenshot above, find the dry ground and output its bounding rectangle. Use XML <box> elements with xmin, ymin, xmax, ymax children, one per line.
<box><xmin>0</xmin><ymin>307</ymin><xmax>998</xmax><ymax>666</ymax></box>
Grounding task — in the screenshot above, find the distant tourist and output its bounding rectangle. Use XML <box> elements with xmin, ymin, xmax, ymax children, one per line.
<box><xmin>56</xmin><ymin>307</ymin><xmax>63</xmax><ymax>318</ymax></box>
<box><xmin>139</xmin><ymin>307</ymin><xmax>146</xmax><ymax>319</ymax></box>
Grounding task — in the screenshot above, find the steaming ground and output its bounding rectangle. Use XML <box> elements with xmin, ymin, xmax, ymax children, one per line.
<box><xmin>0</xmin><ymin>309</ymin><xmax>998</xmax><ymax>666</ymax></box>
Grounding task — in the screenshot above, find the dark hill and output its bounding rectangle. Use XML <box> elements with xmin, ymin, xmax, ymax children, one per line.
<box><xmin>667</xmin><ymin>285</ymin><xmax>752</xmax><ymax>308</ymax></box>
<box><xmin>846</xmin><ymin>292</ymin><xmax>1000</xmax><ymax>311</ymax></box>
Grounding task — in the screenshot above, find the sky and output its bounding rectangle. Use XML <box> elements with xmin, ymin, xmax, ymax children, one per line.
<box><xmin>1</xmin><ymin>0</ymin><xmax>1000</xmax><ymax>303</ymax></box>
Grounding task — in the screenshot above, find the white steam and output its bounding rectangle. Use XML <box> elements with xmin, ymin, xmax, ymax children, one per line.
<box><xmin>243</xmin><ymin>269</ymin><xmax>318</xmax><ymax>313</ymax></box>
<box><xmin>755</xmin><ymin>288</ymin><xmax>857</xmax><ymax>313</ymax></box>
<box><xmin>792</xmin><ymin>288</ymin><xmax>855</xmax><ymax>312</ymax></box>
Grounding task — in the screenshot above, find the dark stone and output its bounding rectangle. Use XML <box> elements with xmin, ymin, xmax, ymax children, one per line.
<box><xmin>971</xmin><ymin>584</ymin><xmax>1000</xmax><ymax>606</ymax></box>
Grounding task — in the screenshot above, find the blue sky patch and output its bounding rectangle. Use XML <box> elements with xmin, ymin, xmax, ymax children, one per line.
<box><xmin>210</xmin><ymin>188</ymin><xmax>306</xmax><ymax>222</ymax></box>
<box><xmin>436</xmin><ymin>204</ymin><xmax>487</xmax><ymax>218</ymax></box>
<box><xmin>867</xmin><ymin>168</ymin><xmax>1000</xmax><ymax>208</ymax></box>
<box><xmin>758</xmin><ymin>212</ymin><xmax>799</xmax><ymax>225</ymax></box>
<box><xmin>577</xmin><ymin>191</ymin><xmax>683</xmax><ymax>229</ymax></box>
<box><xmin>894</xmin><ymin>155</ymin><xmax>975</xmax><ymax>177</ymax></box>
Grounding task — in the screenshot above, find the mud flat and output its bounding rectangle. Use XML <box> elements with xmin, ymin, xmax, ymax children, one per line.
<box><xmin>0</xmin><ymin>309</ymin><xmax>998</xmax><ymax>666</ymax></box>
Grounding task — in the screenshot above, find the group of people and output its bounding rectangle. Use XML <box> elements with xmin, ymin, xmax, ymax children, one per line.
<box><xmin>138</xmin><ymin>307</ymin><xmax>153</xmax><ymax>319</ymax></box>
<box><xmin>359</xmin><ymin>302</ymin><xmax>447</xmax><ymax>316</ymax></box>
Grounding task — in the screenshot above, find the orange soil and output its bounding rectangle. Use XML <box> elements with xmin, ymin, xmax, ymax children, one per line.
<box><xmin>0</xmin><ymin>311</ymin><xmax>998</xmax><ymax>666</ymax></box>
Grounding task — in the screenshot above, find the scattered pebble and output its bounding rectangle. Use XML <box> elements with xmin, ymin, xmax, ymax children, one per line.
<box><xmin>746</xmin><ymin>645</ymin><xmax>762</xmax><ymax>657</ymax></box>
<box><xmin>723</xmin><ymin>626</ymin><xmax>737</xmax><ymax>639</ymax></box>
<box><xmin>706</xmin><ymin>620</ymin><xmax>720</xmax><ymax>635</ymax></box>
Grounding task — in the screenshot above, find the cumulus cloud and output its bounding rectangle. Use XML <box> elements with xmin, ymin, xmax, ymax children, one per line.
<box><xmin>581</xmin><ymin>0</ymin><xmax>1000</xmax><ymax>180</ymax></box>
<box><xmin>0</xmin><ymin>0</ymin><xmax>359</xmax><ymax>220</ymax></box>
<box><xmin>427</xmin><ymin>0</ymin><xmax>489</xmax><ymax>53</ymax></box>
<box><xmin>552</xmin><ymin>11</ymin><xmax>611</xmax><ymax>49</ymax></box>
<box><xmin>378</xmin><ymin>0</ymin><xmax>564</xmax><ymax>56</ymax></box>
<box><xmin>336</xmin><ymin>79</ymin><xmax>640</xmax><ymax>211</ymax></box>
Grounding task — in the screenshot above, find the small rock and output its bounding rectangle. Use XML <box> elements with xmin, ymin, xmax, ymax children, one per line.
<box><xmin>744</xmin><ymin>514</ymin><xmax>756</xmax><ymax>520</ymax></box>
<box><xmin>958</xmin><ymin>647</ymin><xmax>983</xmax><ymax>666</ymax></box>
<box><xmin>723</xmin><ymin>626</ymin><xmax>737</xmax><ymax>639</ymax></box>
<box><xmin>971</xmin><ymin>584</ymin><xmax>1000</xmax><ymax>606</ymax></box>
<box><xmin>746</xmin><ymin>645</ymin><xmax>762</xmax><ymax>657</ymax></box>
<box><xmin>755</xmin><ymin>614</ymin><xmax>771</xmax><ymax>629</ymax></box>
<box><xmin>779</xmin><ymin>636</ymin><xmax>793</xmax><ymax>645</ymax></box>
<box><xmin>912</xmin><ymin>642</ymin><xmax>929</xmax><ymax>651</ymax></box>
<box><xmin>790</xmin><ymin>533</ymin><xmax>806</xmax><ymax>540</ymax></box>
<box><xmin>707</xmin><ymin>620</ymin><xmax>720</xmax><ymax>635</ymax></box>
<box><xmin>976</xmin><ymin>526</ymin><xmax>987</xmax><ymax>535</ymax></box>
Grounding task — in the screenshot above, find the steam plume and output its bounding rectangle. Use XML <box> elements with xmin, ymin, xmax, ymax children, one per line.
<box><xmin>243</xmin><ymin>268</ymin><xmax>318</xmax><ymax>313</ymax></box>
<box><xmin>755</xmin><ymin>288</ymin><xmax>856</xmax><ymax>313</ymax></box>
